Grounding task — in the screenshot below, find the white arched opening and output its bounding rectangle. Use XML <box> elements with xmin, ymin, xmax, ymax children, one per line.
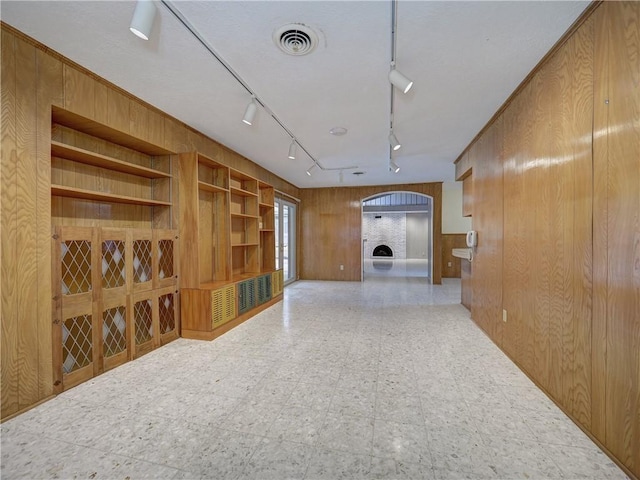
<box><xmin>361</xmin><ymin>191</ymin><xmax>433</xmax><ymax>281</ymax></box>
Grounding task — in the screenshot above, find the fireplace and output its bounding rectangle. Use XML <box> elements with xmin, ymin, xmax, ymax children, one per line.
<box><xmin>372</xmin><ymin>244</ymin><xmax>393</xmax><ymax>258</ymax></box>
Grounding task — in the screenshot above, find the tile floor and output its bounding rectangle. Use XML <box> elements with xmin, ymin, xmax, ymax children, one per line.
<box><xmin>1</xmin><ymin>278</ymin><xmax>629</xmax><ymax>480</ymax></box>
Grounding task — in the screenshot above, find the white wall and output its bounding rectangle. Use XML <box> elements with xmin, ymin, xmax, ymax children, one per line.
<box><xmin>442</xmin><ymin>181</ymin><xmax>472</xmax><ymax>234</ymax></box>
<box><xmin>362</xmin><ymin>213</ymin><xmax>406</xmax><ymax>259</ymax></box>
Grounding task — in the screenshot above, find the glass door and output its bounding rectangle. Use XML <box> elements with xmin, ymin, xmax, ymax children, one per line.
<box><xmin>275</xmin><ymin>197</ymin><xmax>297</xmax><ymax>284</ymax></box>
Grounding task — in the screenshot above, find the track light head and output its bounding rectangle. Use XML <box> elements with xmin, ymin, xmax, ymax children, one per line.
<box><xmin>129</xmin><ymin>0</ymin><xmax>157</xmax><ymax>41</ymax></box>
<box><xmin>306</xmin><ymin>164</ymin><xmax>316</xmax><ymax>176</ymax></box>
<box><xmin>388</xmin><ymin>132</ymin><xmax>401</xmax><ymax>151</ymax></box>
<box><xmin>288</xmin><ymin>140</ymin><xmax>297</xmax><ymax>160</ymax></box>
<box><xmin>242</xmin><ymin>100</ymin><xmax>257</xmax><ymax>126</ymax></box>
<box><xmin>389</xmin><ymin>160</ymin><xmax>400</xmax><ymax>173</ymax></box>
<box><xmin>389</xmin><ymin>69</ymin><xmax>413</xmax><ymax>94</ymax></box>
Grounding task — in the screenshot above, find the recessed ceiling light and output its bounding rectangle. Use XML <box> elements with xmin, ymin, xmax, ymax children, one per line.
<box><xmin>329</xmin><ymin>127</ymin><xmax>348</xmax><ymax>136</ymax></box>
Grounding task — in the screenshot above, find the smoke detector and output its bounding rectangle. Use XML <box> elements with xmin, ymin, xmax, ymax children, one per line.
<box><xmin>273</xmin><ymin>24</ymin><xmax>318</xmax><ymax>56</ymax></box>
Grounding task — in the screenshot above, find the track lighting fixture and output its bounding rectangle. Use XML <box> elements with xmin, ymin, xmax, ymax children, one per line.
<box><xmin>288</xmin><ymin>140</ymin><xmax>297</xmax><ymax>160</ymax></box>
<box><xmin>389</xmin><ymin>68</ymin><xmax>413</xmax><ymax>94</ymax></box>
<box><xmin>388</xmin><ymin>132</ymin><xmax>401</xmax><ymax>151</ymax></box>
<box><xmin>389</xmin><ymin>160</ymin><xmax>400</xmax><ymax>173</ymax></box>
<box><xmin>129</xmin><ymin>0</ymin><xmax>157</xmax><ymax>41</ymax></box>
<box><xmin>306</xmin><ymin>164</ymin><xmax>316</xmax><ymax>176</ymax></box>
<box><xmin>242</xmin><ymin>99</ymin><xmax>257</xmax><ymax>125</ymax></box>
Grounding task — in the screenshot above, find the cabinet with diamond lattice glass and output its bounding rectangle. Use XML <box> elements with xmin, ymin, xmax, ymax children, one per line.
<box><xmin>50</xmin><ymin>107</ymin><xmax>179</xmax><ymax>393</ymax></box>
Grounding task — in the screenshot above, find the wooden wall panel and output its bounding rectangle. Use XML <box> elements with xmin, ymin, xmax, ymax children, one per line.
<box><xmin>499</xmin><ymin>14</ymin><xmax>594</xmax><ymax>420</ymax></box>
<box><xmin>501</xmin><ymin>86</ymin><xmax>529</xmax><ymax>364</ymax></box>
<box><xmin>594</xmin><ymin>3</ymin><xmax>640</xmax><ymax>474</ymax></box>
<box><xmin>14</xmin><ymin>36</ymin><xmax>40</xmax><ymax>409</ymax></box>
<box><xmin>441</xmin><ymin>234</ymin><xmax>466</xmax><ymax>278</ymax></box>
<box><xmin>461</xmin><ymin>258</ymin><xmax>472</xmax><ymax>310</ymax></box>
<box><xmin>468</xmin><ymin>117</ymin><xmax>503</xmax><ymax>346</ymax></box>
<box><xmin>1</xmin><ymin>28</ymin><xmax>19</xmax><ymax>418</ymax></box>
<box><xmin>63</xmin><ymin>66</ymin><xmax>95</xmax><ymax>119</ymax></box>
<box><xmin>459</xmin><ymin>3</ymin><xmax>638</xmax><ymax>477</ymax></box>
<box><xmin>35</xmin><ymin>48</ymin><xmax>62</xmax><ymax>400</ymax></box>
<box><xmin>462</xmin><ymin>175</ymin><xmax>472</xmax><ymax>218</ymax></box>
<box><xmin>300</xmin><ymin>183</ymin><xmax>442</xmax><ymax>283</ymax></box>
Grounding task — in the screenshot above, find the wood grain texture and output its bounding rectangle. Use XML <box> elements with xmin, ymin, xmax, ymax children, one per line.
<box><xmin>35</xmin><ymin>47</ymin><xmax>62</xmax><ymax>400</ymax></box>
<box><xmin>461</xmin><ymin>258</ymin><xmax>472</xmax><ymax>310</ymax></box>
<box><xmin>454</xmin><ymin>151</ymin><xmax>472</xmax><ymax>182</ymax></box>
<box><xmin>1</xmin><ymin>23</ymin><xmax>300</xmax><ymax>420</ymax></box>
<box><xmin>1</xmin><ymin>28</ymin><xmax>19</xmax><ymax>418</ymax></box>
<box><xmin>15</xmin><ymin>36</ymin><xmax>40</xmax><ymax>409</ymax></box>
<box><xmin>468</xmin><ymin>117</ymin><xmax>503</xmax><ymax>346</ymax></box>
<box><xmin>462</xmin><ymin>3</ymin><xmax>640</xmax><ymax>477</ymax></box>
<box><xmin>63</xmin><ymin>65</ymin><xmax>95</xmax><ymax>119</ymax></box>
<box><xmin>462</xmin><ymin>176</ymin><xmax>472</xmax><ymax>218</ymax></box>
<box><xmin>441</xmin><ymin>234</ymin><xmax>466</xmax><ymax>278</ymax></box>
<box><xmin>300</xmin><ymin>183</ymin><xmax>442</xmax><ymax>283</ymax></box>
<box><xmin>594</xmin><ymin>2</ymin><xmax>640</xmax><ymax>474</ymax></box>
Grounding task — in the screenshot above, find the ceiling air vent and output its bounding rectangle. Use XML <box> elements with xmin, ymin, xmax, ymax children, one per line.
<box><xmin>273</xmin><ymin>24</ymin><xmax>318</xmax><ymax>56</ymax></box>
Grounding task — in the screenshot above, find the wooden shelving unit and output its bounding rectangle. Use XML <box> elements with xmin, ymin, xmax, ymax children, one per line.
<box><xmin>51</xmin><ymin>110</ymin><xmax>173</xmax><ymax>217</ymax></box>
<box><xmin>50</xmin><ymin>107</ymin><xmax>178</xmax><ymax>395</ymax></box>
<box><xmin>179</xmin><ymin>153</ymin><xmax>282</xmax><ymax>341</ymax></box>
<box><xmin>259</xmin><ymin>181</ymin><xmax>276</xmax><ymax>272</ymax></box>
<box><xmin>178</xmin><ymin>151</ymin><xmax>230</xmax><ymax>288</ymax></box>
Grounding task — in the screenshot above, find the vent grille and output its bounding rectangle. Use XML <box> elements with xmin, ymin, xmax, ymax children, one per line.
<box><xmin>274</xmin><ymin>24</ymin><xmax>318</xmax><ymax>56</ymax></box>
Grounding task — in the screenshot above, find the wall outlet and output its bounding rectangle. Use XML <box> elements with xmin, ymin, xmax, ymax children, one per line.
<box><xmin>448</xmin><ymin>262</ymin><xmax>452</xmax><ymax>267</ymax></box>
<box><xmin>503</xmin><ymin>309</ymin><xmax>508</xmax><ymax>323</ymax></box>
<box><xmin>340</xmin><ymin>264</ymin><xmax>344</xmax><ymax>271</ymax></box>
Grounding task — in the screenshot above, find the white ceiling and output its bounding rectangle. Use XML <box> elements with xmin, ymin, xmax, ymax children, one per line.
<box><xmin>2</xmin><ymin>1</ymin><xmax>588</xmax><ymax>188</ymax></box>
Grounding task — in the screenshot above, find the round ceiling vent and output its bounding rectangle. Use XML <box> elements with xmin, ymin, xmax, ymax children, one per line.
<box><xmin>273</xmin><ymin>24</ymin><xmax>318</xmax><ymax>56</ymax></box>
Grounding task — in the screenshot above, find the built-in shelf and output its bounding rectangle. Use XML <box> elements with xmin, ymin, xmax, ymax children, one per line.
<box><xmin>198</xmin><ymin>181</ymin><xmax>228</xmax><ymax>194</ymax></box>
<box><xmin>51</xmin><ymin>141</ymin><xmax>170</xmax><ymax>179</ymax></box>
<box><xmin>230</xmin><ymin>186</ymin><xmax>258</xmax><ymax>197</ymax></box>
<box><xmin>51</xmin><ymin>185</ymin><xmax>172</xmax><ymax>206</ymax></box>
<box><xmin>231</xmin><ymin>243</ymin><xmax>259</xmax><ymax>247</ymax></box>
<box><xmin>231</xmin><ymin>212</ymin><xmax>258</xmax><ymax>219</ymax></box>
<box><xmin>260</xmin><ymin>228</ymin><xmax>275</xmax><ymax>232</ymax></box>
<box><xmin>52</xmin><ymin>106</ymin><xmax>172</xmax><ymax>156</ymax></box>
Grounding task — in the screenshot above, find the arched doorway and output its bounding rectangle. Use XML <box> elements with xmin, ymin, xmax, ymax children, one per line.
<box><xmin>361</xmin><ymin>191</ymin><xmax>433</xmax><ymax>281</ymax></box>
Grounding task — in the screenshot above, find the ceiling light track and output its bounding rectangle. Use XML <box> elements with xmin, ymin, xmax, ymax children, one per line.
<box><xmin>388</xmin><ymin>0</ymin><xmax>404</xmax><ymax>174</ymax></box>
<box><xmin>160</xmin><ymin>0</ymin><xmax>331</xmax><ymax>173</ymax></box>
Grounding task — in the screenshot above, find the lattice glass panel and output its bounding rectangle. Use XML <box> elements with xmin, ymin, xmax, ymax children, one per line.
<box><xmin>103</xmin><ymin>306</ymin><xmax>126</xmax><ymax>358</ymax></box>
<box><xmin>61</xmin><ymin>240</ymin><xmax>92</xmax><ymax>295</ymax></box>
<box><xmin>134</xmin><ymin>298</ymin><xmax>153</xmax><ymax>345</ymax></box>
<box><xmin>102</xmin><ymin>240</ymin><xmax>125</xmax><ymax>289</ymax></box>
<box><xmin>62</xmin><ymin>314</ymin><xmax>92</xmax><ymax>374</ymax></box>
<box><xmin>158</xmin><ymin>240</ymin><xmax>174</xmax><ymax>280</ymax></box>
<box><xmin>159</xmin><ymin>293</ymin><xmax>175</xmax><ymax>334</ymax></box>
<box><xmin>133</xmin><ymin>240</ymin><xmax>152</xmax><ymax>283</ymax></box>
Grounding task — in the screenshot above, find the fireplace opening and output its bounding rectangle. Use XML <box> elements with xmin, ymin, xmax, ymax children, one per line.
<box><xmin>372</xmin><ymin>244</ymin><xmax>393</xmax><ymax>258</ymax></box>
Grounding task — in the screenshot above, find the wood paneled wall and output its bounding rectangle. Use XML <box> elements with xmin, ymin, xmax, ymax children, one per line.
<box><xmin>0</xmin><ymin>23</ymin><xmax>298</xmax><ymax>420</ymax></box>
<box><xmin>441</xmin><ymin>234</ymin><xmax>466</xmax><ymax>278</ymax></box>
<box><xmin>454</xmin><ymin>3</ymin><xmax>639</xmax><ymax>477</ymax></box>
<box><xmin>299</xmin><ymin>183</ymin><xmax>442</xmax><ymax>283</ymax></box>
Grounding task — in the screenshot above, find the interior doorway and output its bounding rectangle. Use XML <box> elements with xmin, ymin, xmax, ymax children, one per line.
<box><xmin>361</xmin><ymin>192</ymin><xmax>433</xmax><ymax>281</ymax></box>
<box><xmin>275</xmin><ymin>197</ymin><xmax>297</xmax><ymax>285</ymax></box>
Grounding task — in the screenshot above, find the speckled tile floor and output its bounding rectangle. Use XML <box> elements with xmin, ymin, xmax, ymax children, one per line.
<box><xmin>1</xmin><ymin>279</ymin><xmax>629</xmax><ymax>480</ymax></box>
